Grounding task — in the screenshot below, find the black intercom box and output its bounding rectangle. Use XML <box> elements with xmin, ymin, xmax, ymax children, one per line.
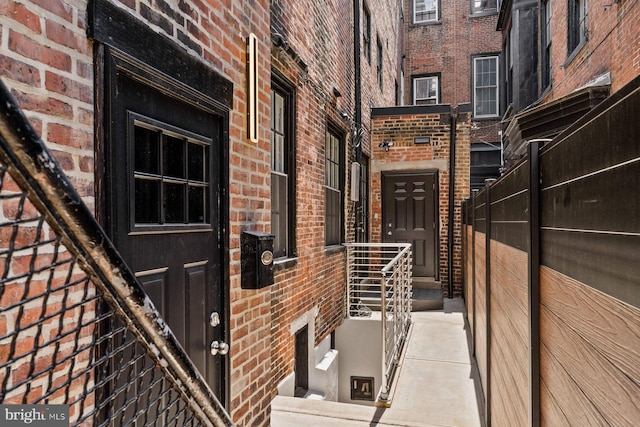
<box><xmin>241</xmin><ymin>230</ymin><xmax>274</xmax><ymax>289</ymax></box>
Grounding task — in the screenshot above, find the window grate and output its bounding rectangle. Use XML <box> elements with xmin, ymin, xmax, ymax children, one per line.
<box><xmin>0</xmin><ymin>80</ymin><xmax>233</xmax><ymax>426</ymax></box>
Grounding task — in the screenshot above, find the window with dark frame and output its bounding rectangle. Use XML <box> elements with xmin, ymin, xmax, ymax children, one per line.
<box><xmin>471</xmin><ymin>0</ymin><xmax>496</xmax><ymax>14</ymax></box>
<box><xmin>131</xmin><ymin>117</ymin><xmax>210</xmax><ymax>229</ymax></box>
<box><xmin>413</xmin><ymin>0</ymin><xmax>438</xmax><ymax>23</ymax></box>
<box><xmin>473</xmin><ymin>56</ymin><xmax>499</xmax><ymax>118</ymax></box>
<box><xmin>376</xmin><ymin>36</ymin><xmax>383</xmax><ymax>90</ymax></box>
<box><xmin>413</xmin><ymin>75</ymin><xmax>439</xmax><ymax>105</ymax></box>
<box><xmin>363</xmin><ymin>4</ymin><xmax>371</xmax><ymax>64</ymax></box>
<box><xmin>567</xmin><ymin>0</ymin><xmax>587</xmax><ymax>56</ymax></box>
<box><xmin>505</xmin><ymin>32</ymin><xmax>513</xmax><ymax>106</ymax></box>
<box><xmin>541</xmin><ymin>0</ymin><xmax>552</xmax><ymax>90</ymax></box>
<box><xmin>271</xmin><ymin>76</ymin><xmax>296</xmax><ymax>259</ymax></box>
<box><xmin>325</xmin><ymin>125</ymin><xmax>344</xmax><ymax>247</ymax></box>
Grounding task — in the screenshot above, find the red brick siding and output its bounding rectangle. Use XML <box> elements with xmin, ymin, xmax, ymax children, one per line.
<box><xmin>2</xmin><ymin>0</ymin><xmax>272</xmax><ymax>425</ymax></box>
<box><xmin>544</xmin><ymin>0</ymin><xmax>640</xmax><ymax>101</ymax></box>
<box><xmin>269</xmin><ymin>0</ymin><xmax>401</xmax><ymax>397</ymax></box>
<box><xmin>404</xmin><ymin>0</ymin><xmax>502</xmax><ymax>144</ymax></box>
<box><xmin>371</xmin><ymin>111</ymin><xmax>471</xmax><ymax>296</ymax></box>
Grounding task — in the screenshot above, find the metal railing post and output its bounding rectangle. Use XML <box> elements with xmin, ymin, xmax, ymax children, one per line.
<box><xmin>380</xmin><ymin>271</ymin><xmax>389</xmax><ymax>401</ymax></box>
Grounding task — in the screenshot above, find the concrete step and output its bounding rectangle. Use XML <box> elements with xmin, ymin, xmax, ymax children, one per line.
<box><xmin>412</xmin><ymin>277</ymin><xmax>441</xmax><ymax>289</ymax></box>
<box><xmin>411</xmin><ymin>287</ymin><xmax>443</xmax><ymax>311</ymax></box>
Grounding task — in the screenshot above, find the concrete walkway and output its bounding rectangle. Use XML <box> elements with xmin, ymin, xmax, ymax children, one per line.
<box><xmin>271</xmin><ymin>298</ymin><xmax>485</xmax><ymax>427</ymax></box>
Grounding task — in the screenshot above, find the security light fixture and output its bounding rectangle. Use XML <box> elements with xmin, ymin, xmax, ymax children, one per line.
<box><xmin>379</xmin><ymin>141</ymin><xmax>393</xmax><ymax>151</ymax></box>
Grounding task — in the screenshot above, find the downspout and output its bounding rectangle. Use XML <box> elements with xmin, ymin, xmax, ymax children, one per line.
<box><xmin>447</xmin><ymin>106</ymin><xmax>459</xmax><ymax>298</ymax></box>
<box><xmin>354</xmin><ymin>0</ymin><xmax>362</xmax><ymax>163</ymax></box>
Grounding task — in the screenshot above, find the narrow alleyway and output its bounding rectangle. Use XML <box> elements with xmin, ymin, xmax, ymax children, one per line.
<box><xmin>271</xmin><ymin>298</ymin><xmax>484</xmax><ymax>426</ymax></box>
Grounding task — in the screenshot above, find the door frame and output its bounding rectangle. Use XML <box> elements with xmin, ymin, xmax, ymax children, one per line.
<box><xmin>381</xmin><ymin>169</ymin><xmax>439</xmax><ymax>280</ymax></box>
<box><xmin>91</xmin><ymin>1</ymin><xmax>233</xmax><ymax>407</ymax></box>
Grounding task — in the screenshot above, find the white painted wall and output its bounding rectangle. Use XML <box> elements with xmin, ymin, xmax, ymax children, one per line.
<box><xmin>335</xmin><ymin>317</ymin><xmax>382</xmax><ymax>406</ymax></box>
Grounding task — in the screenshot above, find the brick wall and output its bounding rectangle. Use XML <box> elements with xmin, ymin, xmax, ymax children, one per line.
<box><xmin>269</xmin><ymin>0</ymin><xmax>401</xmax><ymax>401</ymax></box>
<box><xmin>1</xmin><ymin>0</ymin><xmax>273</xmax><ymax>425</ymax></box>
<box><xmin>0</xmin><ymin>0</ymin><xmax>94</xmax><ymax>205</ymax></box>
<box><xmin>404</xmin><ymin>0</ymin><xmax>502</xmax><ymax>108</ymax></box>
<box><xmin>371</xmin><ymin>108</ymin><xmax>471</xmax><ymax>296</ymax></box>
<box><xmin>404</xmin><ymin>0</ymin><xmax>502</xmax><ymax>181</ymax></box>
<box><xmin>544</xmin><ymin>0</ymin><xmax>640</xmax><ymax>101</ymax></box>
<box><xmin>2</xmin><ymin>0</ymin><xmax>409</xmax><ymax>423</ymax></box>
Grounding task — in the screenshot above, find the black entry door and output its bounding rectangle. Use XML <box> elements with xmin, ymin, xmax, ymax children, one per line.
<box><xmin>106</xmin><ymin>71</ymin><xmax>225</xmax><ymax>398</ymax></box>
<box><xmin>382</xmin><ymin>171</ymin><xmax>437</xmax><ymax>277</ymax></box>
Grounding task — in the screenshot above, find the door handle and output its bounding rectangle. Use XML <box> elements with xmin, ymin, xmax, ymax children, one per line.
<box><xmin>210</xmin><ymin>340</ymin><xmax>229</xmax><ymax>356</ymax></box>
<box><xmin>387</xmin><ymin>231</ymin><xmax>392</xmax><ymax>236</ymax></box>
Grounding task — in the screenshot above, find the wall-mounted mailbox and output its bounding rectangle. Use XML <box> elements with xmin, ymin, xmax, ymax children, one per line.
<box><xmin>241</xmin><ymin>230</ymin><xmax>274</xmax><ymax>289</ymax></box>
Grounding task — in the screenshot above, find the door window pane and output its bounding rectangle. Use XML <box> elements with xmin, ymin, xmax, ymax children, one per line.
<box><xmin>163</xmin><ymin>135</ymin><xmax>185</xmax><ymax>179</ymax></box>
<box><xmin>163</xmin><ymin>182</ymin><xmax>185</xmax><ymax>223</ymax></box>
<box><xmin>135</xmin><ymin>178</ymin><xmax>160</xmax><ymax>223</ymax></box>
<box><xmin>188</xmin><ymin>185</ymin><xmax>206</xmax><ymax>223</ymax></box>
<box><xmin>132</xmin><ymin>121</ymin><xmax>209</xmax><ymax>228</ymax></box>
<box><xmin>135</xmin><ymin>126</ymin><xmax>160</xmax><ymax>174</ymax></box>
<box><xmin>188</xmin><ymin>142</ymin><xmax>205</xmax><ymax>181</ymax></box>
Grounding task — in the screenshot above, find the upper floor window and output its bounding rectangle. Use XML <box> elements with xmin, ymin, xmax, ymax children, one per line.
<box><xmin>473</xmin><ymin>56</ymin><xmax>499</xmax><ymax>117</ymax></box>
<box><xmin>541</xmin><ymin>0</ymin><xmax>552</xmax><ymax>89</ymax></box>
<box><xmin>413</xmin><ymin>75</ymin><xmax>439</xmax><ymax>105</ymax></box>
<box><xmin>325</xmin><ymin>125</ymin><xmax>344</xmax><ymax>246</ymax></box>
<box><xmin>363</xmin><ymin>4</ymin><xmax>371</xmax><ymax>64</ymax></box>
<box><xmin>414</xmin><ymin>0</ymin><xmax>438</xmax><ymax>24</ymax></box>
<box><xmin>377</xmin><ymin>36</ymin><xmax>383</xmax><ymax>89</ymax></box>
<box><xmin>271</xmin><ymin>75</ymin><xmax>296</xmax><ymax>259</ymax></box>
<box><xmin>471</xmin><ymin>0</ymin><xmax>496</xmax><ymax>14</ymax></box>
<box><xmin>567</xmin><ymin>0</ymin><xmax>587</xmax><ymax>56</ymax></box>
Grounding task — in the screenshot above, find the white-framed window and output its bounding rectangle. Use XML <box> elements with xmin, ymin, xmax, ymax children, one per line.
<box><xmin>471</xmin><ymin>0</ymin><xmax>497</xmax><ymax>15</ymax></box>
<box><xmin>473</xmin><ymin>56</ymin><xmax>499</xmax><ymax>117</ymax></box>
<box><xmin>413</xmin><ymin>76</ymin><xmax>439</xmax><ymax>105</ymax></box>
<box><xmin>414</xmin><ymin>0</ymin><xmax>438</xmax><ymax>23</ymax></box>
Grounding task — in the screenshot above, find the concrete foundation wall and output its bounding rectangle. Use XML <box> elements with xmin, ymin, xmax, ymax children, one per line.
<box><xmin>335</xmin><ymin>317</ymin><xmax>383</xmax><ymax>406</ymax></box>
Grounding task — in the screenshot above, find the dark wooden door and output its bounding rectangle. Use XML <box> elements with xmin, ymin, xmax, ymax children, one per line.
<box><xmin>106</xmin><ymin>72</ymin><xmax>225</xmax><ymax>398</ymax></box>
<box><xmin>382</xmin><ymin>171</ymin><xmax>437</xmax><ymax>277</ymax></box>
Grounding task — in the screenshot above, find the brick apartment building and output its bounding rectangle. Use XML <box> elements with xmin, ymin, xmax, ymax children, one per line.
<box><xmin>0</xmin><ymin>0</ymin><xmax>402</xmax><ymax>425</ymax></box>
<box><xmin>404</xmin><ymin>0</ymin><xmax>502</xmax><ymax>190</ymax></box>
<box><xmin>499</xmin><ymin>0</ymin><xmax>640</xmax><ymax>160</ymax></box>
<box><xmin>381</xmin><ymin>0</ymin><xmax>502</xmax><ymax>296</ymax></box>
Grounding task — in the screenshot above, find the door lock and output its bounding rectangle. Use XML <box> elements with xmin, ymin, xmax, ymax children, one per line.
<box><xmin>209</xmin><ymin>312</ymin><xmax>220</xmax><ymax>327</ymax></box>
<box><xmin>210</xmin><ymin>340</ymin><xmax>229</xmax><ymax>356</ymax></box>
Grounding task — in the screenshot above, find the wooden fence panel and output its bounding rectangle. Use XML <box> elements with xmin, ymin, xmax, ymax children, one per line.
<box><xmin>489</xmin><ymin>240</ymin><xmax>529</xmax><ymax>427</ymax></box>
<box><xmin>474</xmin><ymin>232</ymin><xmax>487</xmax><ymax>399</ymax></box>
<box><xmin>465</xmin><ymin>225</ymin><xmax>474</xmax><ymax>334</ymax></box>
<box><xmin>540</xmin><ymin>267</ymin><xmax>640</xmax><ymax>425</ymax></box>
<box><xmin>461</xmin><ymin>75</ymin><xmax>640</xmax><ymax>427</ymax></box>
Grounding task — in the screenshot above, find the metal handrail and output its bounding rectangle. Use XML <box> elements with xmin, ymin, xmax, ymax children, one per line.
<box><xmin>0</xmin><ymin>79</ymin><xmax>233</xmax><ymax>426</ymax></box>
<box><xmin>345</xmin><ymin>243</ymin><xmax>412</xmax><ymax>403</ymax></box>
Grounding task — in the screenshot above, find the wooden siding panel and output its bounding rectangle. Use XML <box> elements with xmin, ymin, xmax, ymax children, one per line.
<box><xmin>539</xmin><ymin>79</ymin><xmax>640</xmax><ymax>309</ymax></box>
<box><xmin>540</xmin><ymin>337</ymin><xmax>608</xmax><ymax>426</ymax></box>
<box><xmin>466</xmin><ymin>225</ymin><xmax>474</xmax><ymax>331</ymax></box>
<box><xmin>541</xmin><ymin>267</ymin><xmax>640</xmax><ymax>426</ymax></box>
<box><xmin>540</xmin><ymin>381</ymin><xmax>572</xmax><ymax>427</ymax></box>
<box><xmin>474</xmin><ymin>232</ymin><xmax>487</xmax><ymax>398</ymax></box>
<box><xmin>490</xmin><ymin>240</ymin><xmax>529</xmax><ymax>426</ymax></box>
<box><xmin>540</xmin><ymin>266</ymin><xmax>640</xmax><ymax>385</ymax></box>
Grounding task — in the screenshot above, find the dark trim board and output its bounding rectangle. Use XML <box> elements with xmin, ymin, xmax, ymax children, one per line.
<box><xmin>88</xmin><ymin>0</ymin><xmax>233</xmax><ymax>110</ymax></box>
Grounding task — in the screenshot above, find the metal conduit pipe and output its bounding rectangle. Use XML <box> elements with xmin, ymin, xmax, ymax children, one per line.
<box><xmin>447</xmin><ymin>106</ymin><xmax>459</xmax><ymax>298</ymax></box>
